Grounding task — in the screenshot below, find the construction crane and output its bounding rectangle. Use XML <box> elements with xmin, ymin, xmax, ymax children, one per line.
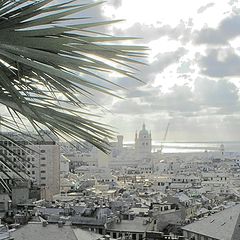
<box><xmin>159</xmin><ymin>122</ymin><xmax>170</xmax><ymax>153</ymax></box>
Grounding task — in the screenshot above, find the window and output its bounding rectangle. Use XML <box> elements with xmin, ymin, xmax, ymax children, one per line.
<box><xmin>40</xmin><ymin>150</ymin><xmax>46</xmax><ymax>153</ymax></box>
<box><xmin>41</xmin><ymin>170</ymin><xmax>46</xmax><ymax>173</ymax></box>
<box><xmin>32</xmin><ymin>171</ymin><xmax>35</xmax><ymax>174</ymax></box>
<box><xmin>41</xmin><ymin>177</ymin><xmax>46</xmax><ymax>180</ymax></box>
<box><xmin>41</xmin><ymin>157</ymin><xmax>46</xmax><ymax>160</ymax></box>
<box><xmin>41</xmin><ymin>164</ymin><xmax>46</xmax><ymax>167</ymax></box>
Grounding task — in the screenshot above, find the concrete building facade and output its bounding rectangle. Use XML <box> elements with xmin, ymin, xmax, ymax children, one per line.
<box><xmin>0</xmin><ymin>132</ymin><xmax>60</xmax><ymax>201</ymax></box>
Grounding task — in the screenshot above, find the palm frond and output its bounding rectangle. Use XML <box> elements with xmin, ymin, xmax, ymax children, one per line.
<box><xmin>0</xmin><ymin>0</ymin><xmax>147</xmax><ymax>182</ymax></box>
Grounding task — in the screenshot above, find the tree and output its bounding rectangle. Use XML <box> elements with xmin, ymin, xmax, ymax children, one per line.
<box><xmin>0</xmin><ymin>0</ymin><xmax>146</xmax><ymax>182</ymax></box>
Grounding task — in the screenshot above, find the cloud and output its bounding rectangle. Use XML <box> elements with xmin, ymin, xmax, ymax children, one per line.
<box><xmin>194</xmin><ymin>15</ymin><xmax>240</xmax><ymax>45</ymax></box>
<box><xmin>112</xmin><ymin>20</ymin><xmax>192</xmax><ymax>44</ymax></box>
<box><xmin>197</xmin><ymin>47</ymin><xmax>240</xmax><ymax>77</ymax></box>
<box><xmin>51</xmin><ymin>0</ymin><xmax>240</xmax><ymax>142</ymax></box>
<box><xmin>194</xmin><ymin>78</ymin><xmax>239</xmax><ymax>111</ymax></box>
<box><xmin>158</xmin><ymin>85</ymin><xmax>199</xmax><ymax>113</ymax></box>
<box><xmin>140</xmin><ymin>47</ymin><xmax>188</xmax><ymax>82</ymax></box>
<box><xmin>111</xmin><ymin>77</ymin><xmax>240</xmax><ymax>118</ymax></box>
<box><xmin>197</xmin><ymin>2</ymin><xmax>215</xmax><ymax>14</ymax></box>
<box><xmin>177</xmin><ymin>60</ymin><xmax>195</xmax><ymax>74</ymax></box>
<box><xmin>112</xmin><ymin>84</ymin><xmax>199</xmax><ymax>115</ymax></box>
<box><xmin>125</xmin><ymin>85</ymin><xmax>161</xmax><ymax>99</ymax></box>
<box><xmin>229</xmin><ymin>0</ymin><xmax>239</xmax><ymax>6</ymax></box>
<box><xmin>111</xmin><ymin>0</ymin><xmax>122</xmax><ymax>9</ymax></box>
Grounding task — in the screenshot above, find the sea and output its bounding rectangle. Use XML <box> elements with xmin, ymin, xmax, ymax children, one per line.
<box><xmin>124</xmin><ymin>141</ymin><xmax>240</xmax><ymax>153</ymax></box>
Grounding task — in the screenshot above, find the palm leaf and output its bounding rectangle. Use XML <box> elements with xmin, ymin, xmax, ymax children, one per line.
<box><xmin>0</xmin><ymin>0</ymin><xmax>147</xmax><ymax>182</ymax></box>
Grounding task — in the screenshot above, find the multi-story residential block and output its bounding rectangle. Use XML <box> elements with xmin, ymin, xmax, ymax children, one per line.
<box><xmin>28</xmin><ymin>142</ymin><xmax>60</xmax><ymax>201</ymax></box>
<box><xmin>0</xmin><ymin>131</ymin><xmax>60</xmax><ymax>201</ymax></box>
<box><xmin>60</xmin><ymin>155</ymin><xmax>70</xmax><ymax>177</ymax></box>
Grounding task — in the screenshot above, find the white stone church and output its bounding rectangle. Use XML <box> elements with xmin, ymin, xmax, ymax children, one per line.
<box><xmin>108</xmin><ymin>124</ymin><xmax>153</xmax><ymax>172</ymax></box>
<box><xmin>135</xmin><ymin>123</ymin><xmax>152</xmax><ymax>162</ymax></box>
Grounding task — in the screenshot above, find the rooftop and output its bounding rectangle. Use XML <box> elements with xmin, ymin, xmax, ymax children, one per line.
<box><xmin>182</xmin><ymin>204</ymin><xmax>240</xmax><ymax>240</ymax></box>
<box><xmin>11</xmin><ymin>222</ymin><xmax>103</xmax><ymax>240</ymax></box>
<box><xmin>107</xmin><ymin>217</ymin><xmax>151</xmax><ymax>233</ymax></box>
<box><xmin>11</xmin><ymin>223</ymin><xmax>77</xmax><ymax>240</ymax></box>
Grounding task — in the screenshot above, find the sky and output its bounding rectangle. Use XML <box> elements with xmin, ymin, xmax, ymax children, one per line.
<box><xmin>84</xmin><ymin>0</ymin><xmax>240</xmax><ymax>142</ymax></box>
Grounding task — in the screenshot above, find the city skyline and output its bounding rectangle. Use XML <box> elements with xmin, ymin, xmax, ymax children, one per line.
<box><xmin>1</xmin><ymin>2</ymin><xmax>240</xmax><ymax>240</ymax></box>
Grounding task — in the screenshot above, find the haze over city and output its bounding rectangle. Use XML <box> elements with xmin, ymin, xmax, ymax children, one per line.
<box><xmin>1</xmin><ymin>1</ymin><xmax>240</xmax><ymax>240</ymax></box>
<box><xmin>85</xmin><ymin>0</ymin><xmax>240</xmax><ymax>142</ymax></box>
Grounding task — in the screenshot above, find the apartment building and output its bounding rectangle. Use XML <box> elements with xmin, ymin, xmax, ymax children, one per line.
<box><xmin>0</xmin><ymin>131</ymin><xmax>60</xmax><ymax>201</ymax></box>
<box><xmin>27</xmin><ymin>142</ymin><xmax>60</xmax><ymax>201</ymax></box>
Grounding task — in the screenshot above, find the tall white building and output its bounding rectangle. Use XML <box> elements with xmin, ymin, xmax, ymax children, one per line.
<box><xmin>27</xmin><ymin>142</ymin><xmax>60</xmax><ymax>201</ymax></box>
<box><xmin>135</xmin><ymin>123</ymin><xmax>152</xmax><ymax>161</ymax></box>
<box><xmin>60</xmin><ymin>155</ymin><xmax>70</xmax><ymax>177</ymax></box>
<box><xmin>0</xmin><ymin>132</ymin><xmax>60</xmax><ymax>201</ymax></box>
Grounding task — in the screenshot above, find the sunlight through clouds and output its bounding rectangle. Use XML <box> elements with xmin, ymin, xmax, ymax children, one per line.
<box><xmin>95</xmin><ymin>0</ymin><xmax>240</xmax><ymax>141</ymax></box>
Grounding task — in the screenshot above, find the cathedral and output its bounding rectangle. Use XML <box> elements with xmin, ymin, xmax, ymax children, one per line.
<box><xmin>135</xmin><ymin>123</ymin><xmax>152</xmax><ymax>161</ymax></box>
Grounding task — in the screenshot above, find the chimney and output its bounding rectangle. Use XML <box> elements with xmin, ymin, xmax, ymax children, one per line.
<box><xmin>104</xmin><ymin>235</ymin><xmax>111</xmax><ymax>240</ymax></box>
<box><xmin>58</xmin><ymin>221</ymin><xmax>64</xmax><ymax>228</ymax></box>
<box><xmin>42</xmin><ymin>220</ymin><xmax>48</xmax><ymax>227</ymax></box>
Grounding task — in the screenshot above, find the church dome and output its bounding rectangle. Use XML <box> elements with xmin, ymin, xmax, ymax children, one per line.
<box><xmin>139</xmin><ymin>123</ymin><xmax>149</xmax><ymax>138</ymax></box>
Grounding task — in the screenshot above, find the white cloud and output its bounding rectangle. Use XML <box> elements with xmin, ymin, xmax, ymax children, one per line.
<box><xmin>72</xmin><ymin>0</ymin><xmax>240</xmax><ymax>141</ymax></box>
